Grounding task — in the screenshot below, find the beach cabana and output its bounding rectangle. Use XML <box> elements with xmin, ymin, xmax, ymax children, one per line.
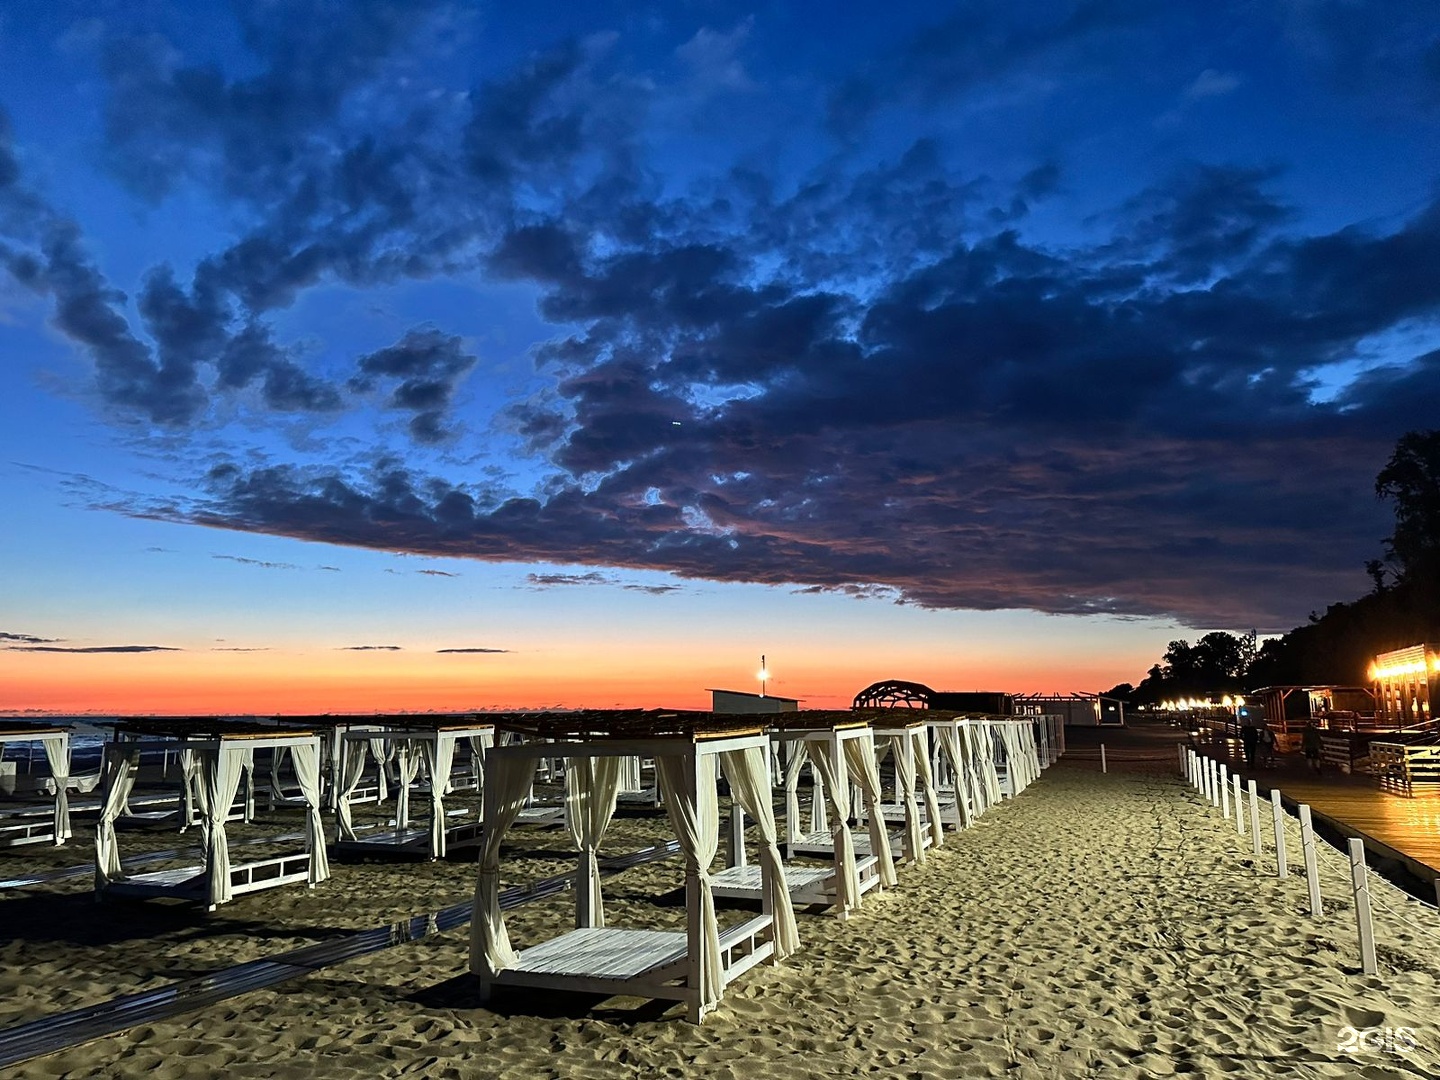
<box><xmin>0</xmin><ymin>723</ymin><xmax>72</xmax><ymax>847</ymax></box>
<box><xmin>471</xmin><ymin>711</ymin><xmax>798</xmax><ymax>1024</ymax></box>
<box><xmin>333</xmin><ymin>718</ymin><xmax>494</xmax><ymax>859</ymax></box>
<box><xmin>96</xmin><ymin>719</ymin><xmax>329</xmax><ymax>911</ymax></box>
<box><xmin>863</xmin><ymin>716</ymin><xmax>943</xmax><ymax>864</ymax></box>
<box><xmin>730</xmin><ymin>716</ymin><xmax>894</xmax><ymax>916</ymax></box>
<box><xmin>927</xmin><ymin>715</ymin><xmax>1001</xmax><ymax>828</ymax></box>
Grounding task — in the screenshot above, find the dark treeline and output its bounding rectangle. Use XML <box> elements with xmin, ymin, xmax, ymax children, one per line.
<box><xmin>1109</xmin><ymin>430</ymin><xmax>1440</xmax><ymax>706</ymax></box>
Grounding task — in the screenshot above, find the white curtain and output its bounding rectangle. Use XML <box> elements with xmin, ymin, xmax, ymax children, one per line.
<box><xmin>423</xmin><ymin>734</ymin><xmax>458</xmax><ymax>859</ymax></box>
<box><xmin>805</xmin><ymin>737</ymin><xmax>860</xmax><ymax>913</ymax></box>
<box><xmin>393</xmin><ymin>742</ymin><xmax>422</xmax><ymax>832</ymax></box>
<box><xmin>969</xmin><ymin>723</ymin><xmax>1001</xmax><ymax>809</ymax></box>
<box><xmin>368</xmin><ymin>737</ymin><xmax>392</xmax><ymax>803</ymax></box>
<box><xmin>334</xmin><ymin>740</ymin><xmax>370</xmax><ymax>842</ymax></box>
<box><xmin>720</xmin><ymin>746</ymin><xmax>798</xmax><ymax>959</ymax></box>
<box><xmin>912</xmin><ymin>729</ymin><xmax>944</xmax><ymax>847</ymax></box>
<box><xmin>469</xmin><ymin>755</ymin><xmax>541</xmax><ymax>977</ymax></box>
<box><xmin>843</xmin><ymin>736</ymin><xmax>897</xmax><ymax>888</ymax></box>
<box><xmin>203</xmin><ymin>745</ymin><xmax>252</xmax><ymax>907</ymax></box>
<box><xmin>289</xmin><ymin>740</ymin><xmax>330</xmax><ymax>885</ymax></box>
<box><xmin>887</xmin><ymin>733</ymin><xmax>924</xmax><ymax>864</ymax></box>
<box><xmin>564</xmin><ymin>755</ymin><xmax>624</xmax><ymax>927</ymax></box>
<box><xmin>935</xmin><ymin>724</ymin><xmax>974</xmax><ymax>828</ymax></box>
<box><xmin>179</xmin><ymin>747</ymin><xmax>200</xmax><ymax>832</ymax></box>
<box><xmin>655</xmin><ymin>752</ymin><xmax>723</xmax><ymax>1010</ymax></box>
<box><xmin>782</xmin><ymin>741</ymin><xmax>826</xmax><ymax>839</ymax></box>
<box><xmin>467</xmin><ymin>731</ymin><xmax>494</xmax><ymax>801</ymax></box>
<box><xmin>41</xmin><ymin>734</ymin><xmax>71</xmax><ymax>844</ymax></box>
<box><xmin>94</xmin><ymin>743</ymin><xmax>140</xmax><ymax>888</ymax></box>
<box><xmin>268</xmin><ymin>745</ymin><xmax>291</xmax><ymax>802</ymax></box>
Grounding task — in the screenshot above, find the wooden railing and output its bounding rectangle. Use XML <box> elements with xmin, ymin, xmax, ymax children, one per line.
<box><xmin>1369</xmin><ymin>741</ymin><xmax>1440</xmax><ymax>797</ymax></box>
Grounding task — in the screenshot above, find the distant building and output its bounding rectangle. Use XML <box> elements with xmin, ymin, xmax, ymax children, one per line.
<box><xmin>1251</xmin><ymin>685</ymin><xmax>1376</xmax><ymax>731</ymax></box>
<box><xmin>709</xmin><ymin>689</ymin><xmax>799</xmax><ymax>714</ymax></box>
<box><xmin>1014</xmin><ymin>692</ymin><xmax>1125</xmax><ymax>727</ymax></box>
<box><xmin>851</xmin><ymin>680</ymin><xmax>1013</xmax><ymax>715</ymax></box>
<box><xmin>1370</xmin><ymin>643</ymin><xmax>1438</xmax><ymax>728</ymax></box>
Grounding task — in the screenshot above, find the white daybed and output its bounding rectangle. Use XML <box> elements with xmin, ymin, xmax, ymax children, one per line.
<box><xmin>0</xmin><ymin>723</ymin><xmax>73</xmax><ymax>847</ymax></box>
<box><xmin>96</xmin><ymin>719</ymin><xmax>330</xmax><ymax>912</ymax></box>
<box><xmin>927</xmin><ymin>715</ymin><xmax>999</xmax><ymax>828</ymax></box>
<box><xmin>726</xmin><ymin>717</ymin><xmax>894</xmax><ymax>917</ymax></box>
<box><xmin>470</xmin><ymin>711</ymin><xmax>799</xmax><ymax>1024</ymax></box>
<box><xmin>333</xmin><ymin>718</ymin><xmax>495</xmax><ymax>859</ymax></box>
<box><xmin>862</xmin><ymin>716</ymin><xmax>944</xmax><ymax>864</ymax></box>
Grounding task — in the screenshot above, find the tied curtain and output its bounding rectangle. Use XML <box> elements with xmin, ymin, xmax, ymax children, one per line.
<box><xmin>94</xmin><ymin>743</ymin><xmax>141</xmax><ymax>888</ymax></box>
<box><xmin>911</xmin><ymin>729</ymin><xmax>944</xmax><ymax>848</ymax></box>
<box><xmin>655</xmin><ymin>752</ymin><xmax>723</xmax><ymax>1010</ymax></box>
<box><xmin>469</xmin><ymin>754</ymin><xmax>540</xmax><ymax>977</ymax></box>
<box><xmin>805</xmin><ymin>737</ymin><xmax>861</xmax><ymax>914</ymax></box>
<box><xmin>564</xmin><ymin>755</ymin><xmax>624</xmax><ymax>927</ymax></box>
<box><xmin>41</xmin><ymin>733</ymin><xmax>71</xmax><ymax>844</ymax></box>
<box><xmin>199</xmin><ymin>745</ymin><xmax>253</xmax><ymax>907</ymax></box>
<box><xmin>335</xmin><ymin>740</ymin><xmax>370</xmax><ymax>842</ymax></box>
<box><xmin>367</xmin><ymin>737</ymin><xmax>392</xmax><ymax>803</ymax></box>
<box><xmin>886</xmin><ymin>732</ymin><xmax>925</xmax><ymax>864</ymax></box>
<box><xmin>782</xmin><ymin>742</ymin><xmax>826</xmax><ymax>842</ymax></box>
<box><xmin>935</xmin><ymin>724</ymin><xmax>975</xmax><ymax>828</ymax></box>
<box><xmin>268</xmin><ymin>745</ymin><xmax>291</xmax><ymax>802</ymax></box>
<box><xmin>289</xmin><ymin>740</ymin><xmax>330</xmax><ymax>886</ymax></box>
<box><xmin>467</xmin><ymin>731</ymin><xmax>494</xmax><ymax>801</ymax></box>
<box><xmin>842</xmin><ymin>735</ymin><xmax>897</xmax><ymax>888</ymax></box>
<box><xmin>423</xmin><ymin>734</ymin><xmax>459</xmax><ymax>859</ymax></box>
<box><xmin>719</xmin><ymin>745</ymin><xmax>798</xmax><ymax>959</ymax></box>
<box><xmin>179</xmin><ymin>747</ymin><xmax>200</xmax><ymax>831</ymax></box>
<box><xmin>393</xmin><ymin>743</ymin><xmax>422</xmax><ymax>833</ymax></box>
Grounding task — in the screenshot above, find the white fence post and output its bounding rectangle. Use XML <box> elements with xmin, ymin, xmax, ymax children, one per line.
<box><xmin>1270</xmin><ymin>789</ymin><xmax>1288</xmax><ymax>878</ymax></box>
<box><xmin>1233</xmin><ymin>775</ymin><xmax>1245</xmax><ymax>835</ymax></box>
<box><xmin>1219</xmin><ymin>764</ymin><xmax>1229</xmax><ymax>819</ymax></box>
<box><xmin>1347</xmin><ymin>838</ymin><xmax>1378</xmax><ymax>975</ymax></box>
<box><xmin>1248</xmin><ymin>780</ymin><xmax>1262</xmax><ymax>860</ymax></box>
<box><xmin>1101</xmin><ymin>744</ymin><xmax>1107</xmax><ymax>774</ymax></box>
<box><xmin>1299</xmin><ymin>804</ymin><xmax>1323</xmax><ymax>916</ymax></box>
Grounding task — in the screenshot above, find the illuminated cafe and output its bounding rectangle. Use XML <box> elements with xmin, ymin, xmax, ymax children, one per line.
<box><xmin>1370</xmin><ymin>644</ymin><xmax>1439</xmax><ymax>729</ymax></box>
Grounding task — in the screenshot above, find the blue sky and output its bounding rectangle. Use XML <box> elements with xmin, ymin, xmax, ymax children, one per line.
<box><xmin>1</xmin><ymin>1</ymin><xmax>1438</xmax><ymax>711</ymax></box>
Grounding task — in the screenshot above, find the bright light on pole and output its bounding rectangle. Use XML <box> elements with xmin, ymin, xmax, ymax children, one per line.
<box><xmin>758</xmin><ymin>654</ymin><xmax>768</xmax><ymax>697</ymax></box>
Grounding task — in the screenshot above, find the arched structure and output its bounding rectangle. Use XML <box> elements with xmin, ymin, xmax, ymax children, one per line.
<box><xmin>852</xmin><ymin>680</ymin><xmax>937</xmax><ymax>709</ymax></box>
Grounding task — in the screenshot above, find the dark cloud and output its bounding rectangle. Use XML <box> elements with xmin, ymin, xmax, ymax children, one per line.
<box><xmin>12</xmin><ymin>645</ymin><xmax>180</xmax><ymax>653</ymax></box>
<box><xmin>527</xmin><ymin>572</ymin><xmax>610</xmax><ymax>587</ymax></box>
<box><xmin>416</xmin><ymin>568</ymin><xmax>459</xmax><ymax>577</ymax></box>
<box><xmin>350</xmin><ymin>327</ymin><xmax>477</xmax><ymax>444</ymax></box>
<box><xmin>212</xmin><ymin>647</ymin><xmax>270</xmax><ymax>652</ymax></box>
<box><xmin>436</xmin><ymin>647</ymin><xmax>510</xmax><ymax>654</ymax></box>
<box><xmin>338</xmin><ymin>644</ymin><xmax>402</xmax><ymax>650</ymax></box>
<box><xmin>621</xmin><ymin>584</ymin><xmax>683</xmax><ymax>595</ymax></box>
<box><xmin>0</xmin><ymin>631</ymin><xmax>58</xmax><ymax>644</ymax></box>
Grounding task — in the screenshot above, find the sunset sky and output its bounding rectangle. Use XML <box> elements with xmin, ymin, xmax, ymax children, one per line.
<box><xmin>2</xmin><ymin>2</ymin><xmax>1438</xmax><ymax>714</ymax></box>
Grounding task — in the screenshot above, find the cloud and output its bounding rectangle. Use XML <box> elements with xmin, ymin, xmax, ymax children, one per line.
<box><xmin>349</xmin><ymin>326</ymin><xmax>477</xmax><ymax>444</ymax></box>
<box><xmin>213</xmin><ymin>553</ymin><xmax>302</xmax><ymax>570</ymax></box>
<box><xmin>1183</xmin><ymin>68</ymin><xmax>1241</xmax><ymax>100</ymax></box>
<box><xmin>11</xmin><ymin>644</ymin><xmax>180</xmax><ymax>653</ymax></box>
<box><xmin>0</xmin><ymin>631</ymin><xmax>59</xmax><ymax>644</ymax></box>
<box><xmin>211</xmin><ymin>646</ymin><xmax>270</xmax><ymax>652</ymax></box>
<box><xmin>526</xmin><ymin>571</ymin><xmax>611</xmax><ymax>587</ymax></box>
<box><xmin>416</xmin><ymin>568</ymin><xmax>459</xmax><ymax>577</ymax></box>
<box><xmin>338</xmin><ymin>644</ymin><xmax>402</xmax><ymax>650</ymax></box>
<box><xmin>621</xmin><ymin>583</ymin><xmax>683</xmax><ymax>595</ymax></box>
<box><xmin>436</xmin><ymin>647</ymin><xmax>510</xmax><ymax>654</ymax></box>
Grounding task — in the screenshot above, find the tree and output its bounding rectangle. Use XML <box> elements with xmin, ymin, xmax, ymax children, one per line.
<box><xmin>1375</xmin><ymin>429</ymin><xmax>1440</xmax><ymax>587</ymax></box>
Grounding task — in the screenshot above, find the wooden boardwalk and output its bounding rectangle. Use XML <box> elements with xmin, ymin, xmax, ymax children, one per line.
<box><xmin>1185</xmin><ymin>728</ymin><xmax>1440</xmax><ymax>888</ymax></box>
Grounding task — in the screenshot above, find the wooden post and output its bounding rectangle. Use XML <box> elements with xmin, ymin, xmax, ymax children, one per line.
<box><xmin>1248</xmin><ymin>780</ymin><xmax>1262</xmax><ymax>860</ymax></box>
<box><xmin>729</xmin><ymin>805</ymin><xmax>746</xmax><ymax>867</ymax></box>
<box><xmin>1177</xmin><ymin>743</ymin><xmax>1186</xmax><ymax>778</ymax></box>
<box><xmin>1299</xmin><ymin>805</ymin><xmax>1323</xmax><ymax>916</ymax></box>
<box><xmin>1270</xmin><ymin>789</ymin><xmax>1287</xmax><ymax>878</ymax></box>
<box><xmin>1210</xmin><ymin>758</ymin><xmax>1220</xmax><ymax>806</ymax></box>
<box><xmin>1219</xmin><ymin>764</ymin><xmax>1229</xmax><ymax>819</ymax></box>
<box><xmin>1347</xmin><ymin>838</ymin><xmax>1378</xmax><ymax>976</ymax></box>
<box><xmin>1234</xmin><ymin>774</ymin><xmax>1245</xmax><ymax>835</ymax></box>
<box><xmin>1100</xmin><ymin>744</ymin><xmax>1107</xmax><ymax>773</ymax></box>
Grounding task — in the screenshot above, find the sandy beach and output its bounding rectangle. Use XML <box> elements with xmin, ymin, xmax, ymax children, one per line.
<box><xmin>4</xmin><ymin>725</ymin><xmax>1440</xmax><ymax>1079</ymax></box>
